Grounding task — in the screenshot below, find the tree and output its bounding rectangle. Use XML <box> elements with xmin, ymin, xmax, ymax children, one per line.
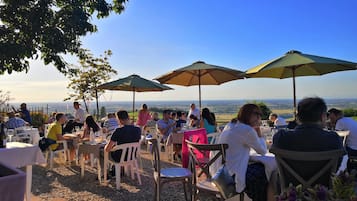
<box><xmin>0</xmin><ymin>90</ymin><xmax>11</xmax><ymax>111</ymax></box>
<box><xmin>248</xmin><ymin>101</ymin><xmax>272</xmax><ymax>120</ymax></box>
<box><xmin>65</xmin><ymin>49</ymin><xmax>117</xmax><ymax>116</ymax></box>
<box><xmin>0</xmin><ymin>0</ymin><xmax>127</xmax><ymax>75</ymax></box>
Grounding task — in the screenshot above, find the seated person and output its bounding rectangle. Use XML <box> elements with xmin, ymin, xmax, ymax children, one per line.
<box><xmin>200</xmin><ymin>108</ymin><xmax>216</xmax><ymax>134</ymax></box>
<box><xmin>189</xmin><ymin>114</ymin><xmax>199</xmax><ymax>128</ymax></box>
<box><xmin>217</xmin><ymin>104</ymin><xmax>273</xmax><ymax>201</ymax></box>
<box><xmin>81</xmin><ymin>115</ymin><xmax>101</xmax><ymax>139</ymax></box>
<box><xmin>102</xmin><ymin>113</ymin><xmax>119</xmax><ymax>134</ymax></box>
<box><xmin>104</xmin><ymin>110</ymin><xmax>141</xmax><ymax>162</ymax></box>
<box><xmin>269</xmin><ymin>113</ymin><xmax>287</xmax><ymax>128</ymax></box>
<box><xmin>273</xmin><ymin>97</ymin><xmax>344</xmax><ymax>187</ymax></box>
<box><xmin>328</xmin><ymin>108</ymin><xmax>357</xmax><ymax>169</ymax></box>
<box><xmin>5</xmin><ymin>111</ymin><xmax>28</xmax><ymax>129</ymax></box>
<box><xmin>176</xmin><ymin>111</ymin><xmax>187</xmax><ymax>128</ymax></box>
<box><xmin>157</xmin><ymin>110</ymin><xmax>176</xmax><ymax>141</ymax></box>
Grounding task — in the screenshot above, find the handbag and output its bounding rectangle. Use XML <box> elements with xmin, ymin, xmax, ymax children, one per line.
<box><xmin>211</xmin><ymin>144</ymin><xmax>237</xmax><ymax>199</ymax></box>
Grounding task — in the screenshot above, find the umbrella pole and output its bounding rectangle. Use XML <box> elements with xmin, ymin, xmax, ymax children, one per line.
<box><xmin>292</xmin><ymin>68</ymin><xmax>297</xmax><ymax>120</ymax></box>
<box><xmin>132</xmin><ymin>89</ymin><xmax>135</xmax><ymax>123</ymax></box>
<box><xmin>198</xmin><ymin>70</ymin><xmax>202</xmax><ymax>110</ymax></box>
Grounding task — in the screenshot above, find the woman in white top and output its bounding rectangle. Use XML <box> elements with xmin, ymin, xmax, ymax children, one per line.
<box><xmin>218</xmin><ymin>104</ymin><xmax>274</xmax><ymax>201</ymax></box>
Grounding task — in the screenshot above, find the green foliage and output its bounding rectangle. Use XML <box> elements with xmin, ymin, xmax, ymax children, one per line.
<box><xmin>100</xmin><ymin>106</ymin><xmax>107</xmax><ymax>118</ymax></box>
<box><xmin>65</xmin><ymin>49</ymin><xmax>117</xmax><ymax>112</ymax></box>
<box><xmin>248</xmin><ymin>101</ymin><xmax>272</xmax><ymax>120</ymax></box>
<box><xmin>30</xmin><ymin>112</ymin><xmax>48</xmax><ymax>128</ymax></box>
<box><xmin>0</xmin><ymin>90</ymin><xmax>11</xmax><ymax>111</ymax></box>
<box><xmin>343</xmin><ymin>108</ymin><xmax>357</xmax><ymax>117</ymax></box>
<box><xmin>0</xmin><ymin>0</ymin><xmax>127</xmax><ymax>75</ymax></box>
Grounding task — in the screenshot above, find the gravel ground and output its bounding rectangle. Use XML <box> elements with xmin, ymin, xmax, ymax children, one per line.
<box><xmin>31</xmin><ymin>149</ymin><xmax>191</xmax><ymax>201</ymax></box>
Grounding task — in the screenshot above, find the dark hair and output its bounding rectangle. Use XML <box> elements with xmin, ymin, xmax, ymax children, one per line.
<box><xmin>189</xmin><ymin>114</ymin><xmax>198</xmax><ymax>120</ymax></box>
<box><xmin>117</xmin><ymin>110</ymin><xmax>129</xmax><ymax>120</ymax></box>
<box><xmin>270</xmin><ymin>113</ymin><xmax>278</xmax><ymax>118</ymax></box>
<box><xmin>55</xmin><ymin>113</ymin><xmax>65</xmax><ymax>121</ymax></box>
<box><xmin>73</xmin><ymin>101</ymin><xmax>79</xmax><ymax>105</ymax></box>
<box><xmin>85</xmin><ymin>115</ymin><xmax>100</xmax><ymax>132</ymax></box>
<box><xmin>237</xmin><ymin>104</ymin><xmax>261</xmax><ymax>125</ymax></box>
<box><xmin>202</xmin><ymin>108</ymin><xmax>215</xmax><ymax>125</ymax></box>
<box><xmin>177</xmin><ymin>111</ymin><xmax>182</xmax><ymax>117</ymax></box>
<box><xmin>297</xmin><ymin>97</ymin><xmax>327</xmax><ymax>123</ymax></box>
<box><xmin>328</xmin><ymin>108</ymin><xmax>343</xmax><ymax>116</ymax></box>
<box><xmin>142</xmin><ymin>104</ymin><xmax>148</xmax><ymax>110</ymax></box>
<box><xmin>163</xmin><ymin>109</ymin><xmax>171</xmax><ymax>115</ymax></box>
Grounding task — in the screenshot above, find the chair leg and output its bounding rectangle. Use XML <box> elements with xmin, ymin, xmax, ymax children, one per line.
<box><xmin>80</xmin><ymin>154</ymin><xmax>85</xmax><ymax>178</ymax></box>
<box><xmin>134</xmin><ymin>160</ymin><xmax>142</xmax><ymax>185</ymax></box>
<box><xmin>115</xmin><ymin>164</ymin><xmax>121</xmax><ymax>189</ymax></box>
<box><xmin>50</xmin><ymin>152</ymin><xmax>54</xmax><ymax>169</ymax></box>
<box><xmin>97</xmin><ymin>159</ymin><xmax>101</xmax><ymax>183</ymax></box>
<box><xmin>239</xmin><ymin>192</ymin><xmax>244</xmax><ymax>201</ymax></box>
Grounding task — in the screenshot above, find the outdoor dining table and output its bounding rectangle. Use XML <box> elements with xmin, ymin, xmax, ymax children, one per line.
<box><xmin>0</xmin><ymin>142</ymin><xmax>46</xmax><ymax>201</ymax></box>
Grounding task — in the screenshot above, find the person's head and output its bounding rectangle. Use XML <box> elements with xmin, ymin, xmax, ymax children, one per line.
<box><xmin>237</xmin><ymin>104</ymin><xmax>262</xmax><ymax>127</ymax></box>
<box><xmin>297</xmin><ymin>97</ymin><xmax>327</xmax><ymax>125</ymax></box>
<box><xmin>327</xmin><ymin>108</ymin><xmax>343</xmax><ymax>124</ymax></box>
<box><xmin>170</xmin><ymin>112</ymin><xmax>177</xmax><ymax>120</ymax></box>
<box><xmin>20</xmin><ymin>103</ymin><xmax>27</xmax><ymax>109</ymax></box>
<box><xmin>55</xmin><ymin>113</ymin><xmax>67</xmax><ymax>124</ymax></box>
<box><xmin>162</xmin><ymin>110</ymin><xmax>171</xmax><ymax>120</ymax></box>
<box><xmin>107</xmin><ymin>113</ymin><xmax>115</xmax><ymax>119</ymax></box>
<box><xmin>73</xmin><ymin>102</ymin><xmax>80</xmax><ymax>109</ymax></box>
<box><xmin>177</xmin><ymin>111</ymin><xmax>182</xmax><ymax>118</ymax></box>
<box><xmin>189</xmin><ymin>114</ymin><xmax>198</xmax><ymax>120</ymax></box>
<box><xmin>152</xmin><ymin>112</ymin><xmax>159</xmax><ymax>121</ymax></box>
<box><xmin>85</xmin><ymin>115</ymin><xmax>99</xmax><ymax>131</ymax></box>
<box><xmin>269</xmin><ymin>113</ymin><xmax>278</xmax><ymax>122</ymax></box>
<box><xmin>202</xmin><ymin>108</ymin><xmax>215</xmax><ymax>125</ymax></box>
<box><xmin>142</xmin><ymin>104</ymin><xmax>148</xmax><ymax>110</ymax></box>
<box><xmin>116</xmin><ymin>110</ymin><xmax>130</xmax><ymax>124</ymax></box>
<box><xmin>190</xmin><ymin>103</ymin><xmax>196</xmax><ymax>110</ymax></box>
<box><xmin>51</xmin><ymin>112</ymin><xmax>57</xmax><ymax>118</ymax></box>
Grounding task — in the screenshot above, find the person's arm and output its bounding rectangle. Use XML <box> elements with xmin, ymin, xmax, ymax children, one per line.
<box><xmin>199</xmin><ymin>119</ymin><xmax>204</xmax><ymax>128</ymax></box>
<box><xmin>245</xmin><ymin>127</ymin><xmax>267</xmax><ymax>155</ymax></box>
<box><xmin>157</xmin><ymin>121</ymin><xmax>176</xmax><ymax>135</ymax></box>
<box><xmin>104</xmin><ymin>140</ymin><xmax>116</xmax><ymax>152</ymax></box>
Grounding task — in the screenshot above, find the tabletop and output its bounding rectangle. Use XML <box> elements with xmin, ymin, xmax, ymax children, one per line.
<box><xmin>0</xmin><ymin>142</ymin><xmax>46</xmax><ymax>167</ymax></box>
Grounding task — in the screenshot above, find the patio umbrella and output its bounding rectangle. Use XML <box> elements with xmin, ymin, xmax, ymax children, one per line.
<box><xmin>245</xmin><ymin>50</ymin><xmax>357</xmax><ymax>119</ymax></box>
<box><xmin>97</xmin><ymin>74</ymin><xmax>172</xmax><ymax>121</ymax></box>
<box><xmin>154</xmin><ymin>61</ymin><xmax>245</xmax><ymax>109</ymax></box>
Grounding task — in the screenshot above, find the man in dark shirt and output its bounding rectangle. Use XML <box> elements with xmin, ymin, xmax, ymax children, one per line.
<box><xmin>104</xmin><ymin>110</ymin><xmax>141</xmax><ymax>162</ymax></box>
<box><xmin>272</xmin><ymin>97</ymin><xmax>344</xmax><ymax>187</ymax></box>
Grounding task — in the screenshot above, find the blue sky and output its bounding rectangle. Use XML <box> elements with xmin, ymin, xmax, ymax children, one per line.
<box><xmin>1</xmin><ymin>0</ymin><xmax>357</xmax><ymax>103</ymax></box>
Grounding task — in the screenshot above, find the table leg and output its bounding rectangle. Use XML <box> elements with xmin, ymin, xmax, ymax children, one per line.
<box><xmin>25</xmin><ymin>165</ymin><xmax>32</xmax><ymax>201</ymax></box>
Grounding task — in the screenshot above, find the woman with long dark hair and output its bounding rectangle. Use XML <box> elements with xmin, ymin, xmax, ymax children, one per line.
<box><xmin>81</xmin><ymin>115</ymin><xmax>100</xmax><ymax>139</ymax></box>
<box><xmin>199</xmin><ymin>108</ymin><xmax>216</xmax><ymax>134</ymax></box>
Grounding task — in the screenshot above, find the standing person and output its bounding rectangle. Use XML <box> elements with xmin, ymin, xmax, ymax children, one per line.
<box><xmin>199</xmin><ymin>108</ymin><xmax>216</xmax><ymax>134</ymax></box>
<box><xmin>20</xmin><ymin>103</ymin><xmax>32</xmax><ymax>124</ymax></box>
<box><xmin>273</xmin><ymin>97</ymin><xmax>343</xmax><ymax>187</ymax></box>
<box><xmin>81</xmin><ymin>115</ymin><xmax>101</xmax><ymax>139</ymax></box>
<box><xmin>105</xmin><ymin>110</ymin><xmax>141</xmax><ymax>162</ymax></box>
<box><xmin>187</xmin><ymin>103</ymin><xmax>200</xmax><ymax>120</ymax></box>
<box><xmin>268</xmin><ymin>113</ymin><xmax>287</xmax><ymax>127</ymax></box>
<box><xmin>157</xmin><ymin>110</ymin><xmax>176</xmax><ymax>141</ymax></box>
<box><xmin>136</xmin><ymin>104</ymin><xmax>151</xmax><ymax>129</ymax></box>
<box><xmin>328</xmin><ymin>108</ymin><xmax>357</xmax><ymax>161</ymax></box>
<box><xmin>217</xmin><ymin>104</ymin><xmax>273</xmax><ymax>201</ymax></box>
<box><xmin>73</xmin><ymin>101</ymin><xmax>86</xmax><ymax>128</ymax></box>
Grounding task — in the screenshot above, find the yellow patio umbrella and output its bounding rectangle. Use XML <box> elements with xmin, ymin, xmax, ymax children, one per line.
<box><xmin>245</xmin><ymin>50</ymin><xmax>357</xmax><ymax>119</ymax></box>
<box><xmin>154</xmin><ymin>61</ymin><xmax>245</xmax><ymax>109</ymax></box>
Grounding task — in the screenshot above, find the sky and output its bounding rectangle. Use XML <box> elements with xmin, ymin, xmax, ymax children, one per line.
<box><xmin>1</xmin><ymin>0</ymin><xmax>357</xmax><ymax>104</ymax></box>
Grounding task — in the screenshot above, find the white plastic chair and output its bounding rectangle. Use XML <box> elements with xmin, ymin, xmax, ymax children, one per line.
<box><xmin>46</xmin><ymin>140</ymin><xmax>69</xmax><ymax>169</ymax></box>
<box><xmin>207</xmin><ymin>132</ymin><xmax>221</xmax><ymax>144</ymax></box>
<box><xmin>106</xmin><ymin>142</ymin><xmax>142</xmax><ymax>189</ymax></box>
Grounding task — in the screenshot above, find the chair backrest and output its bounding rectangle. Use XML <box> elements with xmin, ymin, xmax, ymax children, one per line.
<box><xmin>207</xmin><ymin>132</ymin><xmax>221</xmax><ymax>144</ymax></box>
<box><xmin>186</xmin><ymin>140</ymin><xmax>228</xmax><ymax>179</ymax></box>
<box><xmin>182</xmin><ymin>128</ymin><xmax>208</xmax><ymax>168</ymax></box>
<box><xmin>149</xmin><ymin>139</ymin><xmax>161</xmax><ymax>180</ymax></box>
<box><xmin>270</xmin><ymin>147</ymin><xmax>345</xmax><ymax>191</ymax></box>
<box><xmin>110</xmin><ymin>142</ymin><xmax>141</xmax><ymax>163</ymax></box>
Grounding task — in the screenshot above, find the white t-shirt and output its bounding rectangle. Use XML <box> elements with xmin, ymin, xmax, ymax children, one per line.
<box><xmin>74</xmin><ymin>108</ymin><xmax>86</xmax><ymax>124</ymax></box>
<box><xmin>275</xmin><ymin>117</ymin><xmax>287</xmax><ymax>126</ymax></box>
<box><xmin>336</xmin><ymin>117</ymin><xmax>357</xmax><ymax>150</ymax></box>
<box><xmin>188</xmin><ymin>108</ymin><xmax>200</xmax><ymax>119</ymax></box>
<box><xmin>217</xmin><ymin>122</ymin><xmax>267</xmax><ymax>193</ymax></box>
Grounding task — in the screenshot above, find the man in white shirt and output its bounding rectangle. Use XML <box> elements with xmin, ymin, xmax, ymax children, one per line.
<box><xmin>328</xmin><ymin>108</ymin><xmax>357</xmax><ymax>156</ymax></box>
<box><xmin>269</xmin><ymin>113</ymin><xmax>287</xmax><ymax>128</ymax></box>
<box><xmin>73</xmin><ymin>101</ymin><xmax>86</xmax><ymax>127</ymax></box>
<box><xmin>187</xmin><ymin>103</ymin><xmax>200</xmax><ymax>120</ymax></box>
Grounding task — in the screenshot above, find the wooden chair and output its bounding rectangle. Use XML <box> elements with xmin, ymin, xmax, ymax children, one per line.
<box><xmin>149</xmin><ymin>139</ymin><xmax>192</xmax><ymax>201</ymax></box>
<box><xmin>106</xmin><ymin>142</ymin><xmax>142</xmax><ymax>189</ymax></box>
<box><xmin>186</xmin><ymin>141</ymin><xmax>244</xmax><ymax>201</ymax></box>
<box><xmin>270</xmin><ymin>147</ymin><xmax>345</xmax><ymax>191</ymax></box>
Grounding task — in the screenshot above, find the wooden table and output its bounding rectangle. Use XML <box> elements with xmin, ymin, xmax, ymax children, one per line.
<box><xmin>0</xmin><ymin>142</ymin><xmax>46</xmax><ymax>201</ymax></box>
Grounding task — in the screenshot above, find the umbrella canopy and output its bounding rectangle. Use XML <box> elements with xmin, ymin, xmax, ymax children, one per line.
<box><xmin>245</xmin><ymin>50</ymin><xmax>357</xmax><ymax>118</ymax></box>
<box><xmin>155</xmin><ymin>61</ymin><xmax>245</xmax><ymax>109</ymax></box>
<box><xmin>97</xmin><ymin>74</ymin><xmax>172</xmax><ymax>121</ymax></box>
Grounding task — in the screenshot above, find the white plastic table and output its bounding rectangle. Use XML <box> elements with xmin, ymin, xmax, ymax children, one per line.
<box><xmin>0</xmin><ymin>142</ymin><xmax>46</xmax><ymax>201</ymax></box>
